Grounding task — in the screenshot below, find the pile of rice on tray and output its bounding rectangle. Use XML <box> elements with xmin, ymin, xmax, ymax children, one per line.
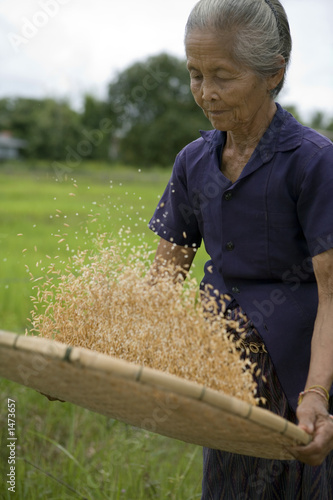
<box><xmin>27</xmin><ymin>233</ymin><xmax>260</xmax><ymax>406</ymax></box>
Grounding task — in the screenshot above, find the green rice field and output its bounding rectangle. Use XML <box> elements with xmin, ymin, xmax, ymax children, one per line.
<box><xmin>0</xmin><ymin>162</ymin><xmax>207</xmax><ymax>499</ymax></box>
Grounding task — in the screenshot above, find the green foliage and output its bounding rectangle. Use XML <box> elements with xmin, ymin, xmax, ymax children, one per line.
<box><xmin>0</xmin><ymin>164</ymin><xmax>207</xmax><ymax>333</ymax></box>
<box><xmin>108</xmin><ymin>53</ymin><xmax>211</xmax><ymax>166</ymax></box>
<box><xmin>0</xmin><ymin>98</ymin><xmax>82</xmax><ymax>160</ymax></box>
<box><xmin>80</xmin><ymin>95</ymin><xmax>112</xmax><ymax>160</ymax></box>
<box><xmin>0</xmin><ymin>52</ymin><xmax>212</xmax><ymax>167</ymax></box>
<box><xmin>1</xmin><ymin>53</ymin><xmax>332</xmax><ymax>169</ymax></box>
<box><xmin>109</xmin><ymin>53</ymin><xmax>195</xmax><ymax>128</ymax></box>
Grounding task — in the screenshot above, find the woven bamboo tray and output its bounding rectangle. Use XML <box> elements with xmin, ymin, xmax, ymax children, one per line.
<box><xmin>0</xmin><ymin>330</ymin><xmax>311</xmax><ymax>459</ymax></box>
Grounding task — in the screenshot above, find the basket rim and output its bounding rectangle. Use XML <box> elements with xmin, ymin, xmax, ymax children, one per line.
<box><xmin>0</xmin><ymin>329</ymin><xmax>311</xmax><ymax>450</ymax></box>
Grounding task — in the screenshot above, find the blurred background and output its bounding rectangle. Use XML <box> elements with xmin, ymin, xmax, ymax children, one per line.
<box><xmin>0</xmin><ymin>1</ymin><xmax>332</xmax><ymax>498</ymax></box>
<box><xmin>0</xmin><ymin>0</ymin><xmax>332</xmax><ymax>167</ymax></box>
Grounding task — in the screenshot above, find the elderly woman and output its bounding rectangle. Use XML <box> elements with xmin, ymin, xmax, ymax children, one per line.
<box><xmin>149</xmin><ymin>0</ymin><xmax>333</xmax><ymax>497</ymax></box>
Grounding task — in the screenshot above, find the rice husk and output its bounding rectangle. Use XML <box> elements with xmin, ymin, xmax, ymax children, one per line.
<box><xmin>28</xmin><ymin>234</ymin><xmax>259</xmax><ymax>405</ymax></box>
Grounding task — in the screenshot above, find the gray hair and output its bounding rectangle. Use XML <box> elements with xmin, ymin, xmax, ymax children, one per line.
<box><xmin>185</xmin><ymin>0</ymin><xmax>292</xmax><ymax>97</ymax></box>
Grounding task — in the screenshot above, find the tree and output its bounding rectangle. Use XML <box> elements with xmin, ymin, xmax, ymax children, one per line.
<box><xmin>0</xmin><ymin>98</ymin><xmax>82</xmax><ymax>160</ymax></box>
<box><xmin>80</xmin><ymin>94</ymin><xmax>112</xmax><ymax>160</ymax></box>
<box><xmin>107</xmin><ymin>53</ymin><xmax>211</xmax><ymax>166</ymax></box>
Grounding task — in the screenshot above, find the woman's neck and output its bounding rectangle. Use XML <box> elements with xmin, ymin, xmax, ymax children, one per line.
<box><xmin>225</xmin><ymin>100</ymin><xmax>277</xmax><ymax>156</ymax></box>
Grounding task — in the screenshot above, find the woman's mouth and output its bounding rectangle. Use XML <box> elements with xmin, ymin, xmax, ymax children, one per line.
<box><xmin>207</xmin><ymin>110</ymin><xmax>225</xmax><ymax>116</ymax></box>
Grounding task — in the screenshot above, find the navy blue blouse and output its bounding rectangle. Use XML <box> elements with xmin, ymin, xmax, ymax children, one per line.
<box><xmin>149</xmin><ymin>104</ymin><xmax>333</xmax><ymax>410</ymax></box>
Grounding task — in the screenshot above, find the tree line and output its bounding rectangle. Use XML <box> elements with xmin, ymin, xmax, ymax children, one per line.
<box><xmin>1</xmin><ymin>53</ymin><xmax>332</xmax><ymax>168</ymax></box>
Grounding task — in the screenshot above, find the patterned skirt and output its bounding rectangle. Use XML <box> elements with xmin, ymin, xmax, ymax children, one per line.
<box><xmin>202</xmin><ymin>303</ymin><xmax>333</xmax><ymax>500</ymax></box>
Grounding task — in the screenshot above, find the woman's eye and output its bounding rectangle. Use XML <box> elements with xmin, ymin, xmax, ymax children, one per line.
<box><xmin>216</xmin><ymin>74</ymin><xmax>233</xmax><ymax>82</ymax></box>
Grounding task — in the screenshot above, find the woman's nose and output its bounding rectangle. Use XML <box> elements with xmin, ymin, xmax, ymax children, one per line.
<box><xmin>202</xmin><ymin>79</ymin><xmax>220</xmax><ymax>101</ymax></box>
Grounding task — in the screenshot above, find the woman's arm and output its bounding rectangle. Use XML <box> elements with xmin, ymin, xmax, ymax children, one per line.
<box><xmin>291</xmin><ymin>248</ymin><xmax>333</xmax><ymax>465</ymax></box>
<box><xmin>304</xmin><ymin>248</ymin><xmax>333</xmax><ymax>391</ymax></box>
<box><xmin>150</xmin><ymin>237</ymin><xmax>197</xmax><ymax>281</ymax></box>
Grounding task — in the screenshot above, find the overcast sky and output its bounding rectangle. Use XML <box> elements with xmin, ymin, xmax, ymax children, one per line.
<box><xmin>1</xmin><ymin>0</ymin><xmax>332</xmax><ymax>122</ymax></box>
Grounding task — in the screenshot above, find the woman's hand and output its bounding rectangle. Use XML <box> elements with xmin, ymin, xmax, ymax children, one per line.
<box><xmin>288</xmin><ymin>392</ymin><xmax>333</xmax><ymax>465</ymax></box>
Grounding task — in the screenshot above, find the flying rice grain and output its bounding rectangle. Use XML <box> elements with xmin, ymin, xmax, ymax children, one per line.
<box><xmin>28</xmin><ymin>234</ymin><xmax>259</xmax><ymax>406</ymax></box>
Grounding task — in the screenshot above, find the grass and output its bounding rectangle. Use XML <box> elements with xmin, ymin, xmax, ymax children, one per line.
<box><xmin>0</xmin><ymin>162</ymin><xmax>208</xmax><ymax>333</ymax></box>
<box><xmin>0</xmin><ymin>381</ymin><xmax>202</xmax><ymax>500</ymax></box>
<box><xmin>0</xmin><ymin>161</ymin><xmax>207</xmax><ymax>499</ymax></box>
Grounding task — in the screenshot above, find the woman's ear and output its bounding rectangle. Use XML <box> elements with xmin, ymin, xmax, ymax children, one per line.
<box><xmin>268</xmin><ymin>55</ymin><xmax>286</xmax><ymax>92</ymax></box>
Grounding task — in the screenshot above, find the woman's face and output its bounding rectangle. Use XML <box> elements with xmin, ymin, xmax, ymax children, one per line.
<box><xmin>186</xmin><ymin>29</ymin><xmax>275</xmax><ymax>133</ymax></box>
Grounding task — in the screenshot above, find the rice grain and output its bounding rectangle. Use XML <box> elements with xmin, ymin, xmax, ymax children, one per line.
<box><xmin>28</xmin><ymin>234</ymin><xmax>258</xmax><ymax>405</ymax></box>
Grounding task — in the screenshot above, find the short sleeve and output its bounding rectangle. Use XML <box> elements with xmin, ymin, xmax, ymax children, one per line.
<box><xmin>148</xmin><ymin>150</ymin><xmax>202</xmax><ymax>248</ymax></box>
<box><xmin>297</xmin><ymin>143</ymin><xmax>333</xmax><ymax>257</ymax></box>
